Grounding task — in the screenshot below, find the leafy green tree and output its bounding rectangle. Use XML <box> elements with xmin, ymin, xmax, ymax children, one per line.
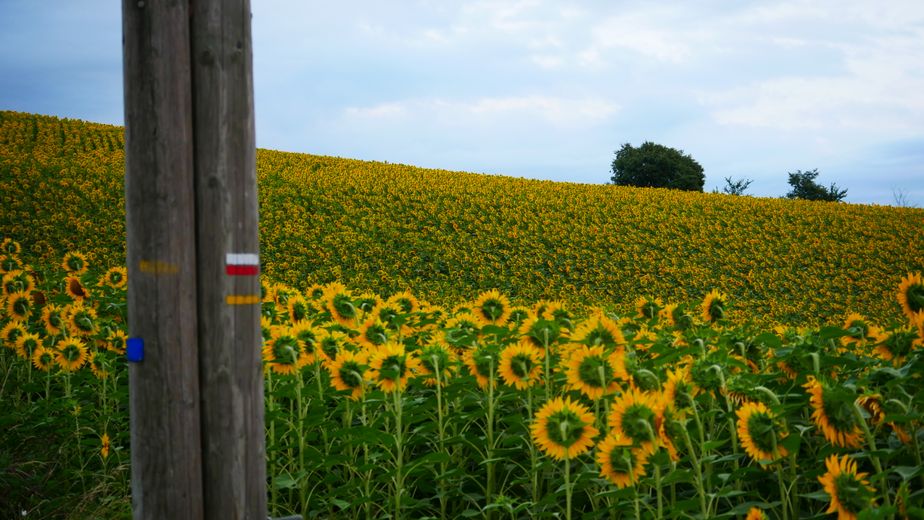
<box><xmin>786</xmin><ymin>169</ymin><xmax>847</xmax><ymax>202</ymax></box>
<box><xmin>610</xmin><ymin>142</ymin><xmax>705</xmax><ymax>192</ymax></box>
<box><xmin>723</xmin><ymin>176</ymin><xmax>753</xmax><ymax>195</ymax></box>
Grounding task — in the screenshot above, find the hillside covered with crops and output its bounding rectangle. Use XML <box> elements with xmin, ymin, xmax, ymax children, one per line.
<box><xmin>2</xmin><ymin>110</ymin><xmax>922</xmax><ymax>326</ymax></box>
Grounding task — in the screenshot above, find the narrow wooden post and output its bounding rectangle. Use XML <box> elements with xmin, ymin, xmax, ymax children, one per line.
<box><xmin>122</xmin><ymin>1</ymin><xmax>204</xmax><ymax>519</ymax></box>
<box><xmin>190</xmin><ymin>1</ymin><xmax>267</xmax><ymax>518</ymax></box>
<box><xmin>123</xmin><ymin>0</ymin><xmax>266</xmax><ymax>518</ymax></box>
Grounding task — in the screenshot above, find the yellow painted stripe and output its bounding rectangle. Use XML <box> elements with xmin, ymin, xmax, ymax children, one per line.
<box><xmin>226</xmin><ymin>294</ymin><xmax>261</xmax><ymax>305</ymax></box>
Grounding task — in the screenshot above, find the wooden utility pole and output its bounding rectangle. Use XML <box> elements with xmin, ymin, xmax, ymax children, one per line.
<box><xmin>122</xmin><ymin>0</ymin><xmax>266</xmax><ymax>518</ymax></box>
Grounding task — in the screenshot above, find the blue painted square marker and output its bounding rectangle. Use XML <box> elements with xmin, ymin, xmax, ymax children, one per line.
<box><xmin>127</xmin><ymin>337</ymin><xmax>144</xmax><ymax>363</ymax></box>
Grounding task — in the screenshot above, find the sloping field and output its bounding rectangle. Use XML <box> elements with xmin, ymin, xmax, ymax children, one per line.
<box><xmin>1</xmin><ymin>110</ymin><xmax>922</xmax><ymax>324</ymax></box>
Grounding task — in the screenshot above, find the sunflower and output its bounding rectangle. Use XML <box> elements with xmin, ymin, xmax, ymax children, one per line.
<box><xmin>655</xmin><ymin>394</ymin><xmax>685</xmax><ymax>462</ymax></box>
<box><xmin>498</xmin><ymin>340</ymin><xmax>543</xmax><ymax>390</ymax></box>
<box><xmin>355</xmin><ymin>317</ymin><xmax>391</xmax><ymax>351</ymax></box>
<box><xmin>317</xmin><ymin>329</ymin><xmax>350</xmax><ymax>366</ymax></box>
<box><xmin>387</xmin><ymin>289</ymin><xmax>420</xmax><ymax>315</ymax></box>
<box><xmin>327</xmin><ymin>350</ymin><xmax>368</xmax><ymax>400</ymax></box>
<box><xmin>88</xmin><ymin>350</ymin><xmax>111</xmax><ymax>379</ymax></box>
<box><xmin>14</xmin><ymin>332</ymin><xmax>42</xmax><ymax>360</ymax></box>
<box><xmin>818</xmin><ymin>454</ymin><xmax>875</xmax><ymax>520</ymax></box>
<box><xmin>736</xmin><ymin>401</ymin><xmax>788</xmax><ymax>465</ymax></box>
<box><xmin>5</xmin><ymin>290</ymin><xmax>32</xmax><ymax>322</ymax></box>
<box><xmin>841</xmin><ymin>313</ymin><xmax>872</xmax><ymax>348</ymax></box>
<box><xmin>68</xmin><ymin>304</ymin><xmax>98</xmax><ymax>337</ymax></box>
<box><xmin>32</xmin><ymin>345</ymin><xmax>56</xmax><ymax>371</ymax></box>
<box><xmin>471</xmin><ymin>289</ymin><xmax>511</xmax><ymax>327</ymax></box>
<box><xmin>102</xmin><ymin>266</ymin><xmax>128</xmax><ymax>289</ymax></box>
<box><xmin>519</xmin><ymin>313</ymin><xmax>563</xmax><ymax>349</ymax></box>
<box><xmin>367</xmin><ymin>342</ymin><xmax>420</xmax><ymax>393</ymax></box>
<box><xmin>700</xmin><ymin>289</ymin><xmax>727</xmax><ymax>323</ymax></box>
<box><xmin>635</xmin><ymin>296</ymin><xmax>663</xmax><ymax>320</ymax></box>
<box><xmin>443</xmin><ymin>312</ymin><xmax>482</xmax><ymax>349</ymax></box>
<box><xmin>2</xmin><ymin>269</ymin><xmax>35</xmax><ymax>295</ymax></box>
<box><xmin>507</xmin><ymin>306</ymin><xmax>531</xmax><ymax>327</ymax></box>
<box><xmin>595</xmin><ymin>433</ymin><xmax>654</xmax><ymax>488</ymax></box>
<box><xmin>873</xmin><ymin>326</ymin><xmax>919</xmax><ymax>366</ymax></box>
<box><xmin>608</xmin><ymin>388</ymin><xmax>659</xmax><ymax>448</ymax></box>
<box><xmin>565</xmin><ymin>345</ymin><xmax>625</xmax><ymax>400</ymax></box>
<box><xmin>462</xmin><ymin>344</ymin><xmax>499</xmax><ymax>389</ymax></box>
<box><xmin>571</xmin><ymin>313</ymin><xmax>625</xmax><ymax>349</ymax></box>
<box><xmin>856</xmin><ymin>394</ymin><xmax>912</xmax><ymax>445</ymax></box>
<box><xmin>804</xmin><ymin>377</ymin><xmax>862</xmax><ymax>448</ymax></box>
<box><xmin>1</xmin><ymin>238</ymin><xmax>21</xmax><ymax>256</ymax></box>
<box><xmin>898</xmin><ymin>272</ymin><xmax>924</xmax><ymax>321</ymax></box>
<box><xmin>662</xmin><ymin>366</ymin><xmax>697</xmax><ymax>412</ymax></box>
<box><xmin>531</xmin><ymin>396</ymin><xmax>599</xmax><ymax>460</ymax></box>
<box><xmin>745</xmin><ymin>507</ymin><xmax>769</xmax><ymax>520</ymax></box>
<box><xmin>417</xmin><ymin>342</ymin><xmax>456</xmax><ymax>387</ymax></box>
<box><xmin>289</xmin><ymin>321</ymin><xmax>320</xmax><ymax>365</ymax></box>
<box><xmin>41</xmin><ymin>304</ymin><xmax>66</xmax><ymax>336</ymax></box>
<box><xmin>324</xmin><ymin>283</ymin><xmax>359</xmax><ymax>328</ymax></box>
<box><xmin>285</xmin><ymin>294</ymin><xmax>311</xmax><ymax>323</ymax></box>
<box><xmin>100</xmin><ymin>433</ymin><xmax>111</xmax><ymax>459</ymax></box>
<box><xmin>262</xmin><ymin>326</ymin><xmax>308</xmax><ymax>375</ymax></box>
<box><xmin>56</xmin><ymin>337</ymin><xmax>89</xmax><ymax>372</ymax></box>
<box><xmin>1</xmin><ymin>321</ymin><xmax>27</xmax><ymax>348</ymax></box>
<box><xmin>106</xmin><ymin>329</ymin><xmax>128</xmax><ymax>354</ymax></box>
<box><xmin>65</xmin><ymin>275</ymin><xmax>90</xmax><ymax>300</ymax></box>
<box><xmin>62</xmin><ymin>251</ymin><xmax>89</xmax><ymax>275</ymax></box>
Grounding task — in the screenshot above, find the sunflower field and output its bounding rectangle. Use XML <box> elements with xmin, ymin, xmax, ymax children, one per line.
<box><xmin>2</xmin><ymin>110</ymin><xmax>923</xmax><ymax>327</ymax></box>
<box><xmin>2</xmin><ymin>238</ymin><xmax>924</xmax><ymax>518</ymax></box>
<box><xmin>2</xmin><ymin>111</ymin><xmax>924</xmax><ymax>518</ymax></box>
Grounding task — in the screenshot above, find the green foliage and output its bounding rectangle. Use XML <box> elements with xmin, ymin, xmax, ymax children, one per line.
<box><xmin>723</xmin><ymin>176</ymin><xmax>753</xmax><ymax>196</ymax></box>
<box><xmin>610</xmin><ymin>141</ymin><xmax>705</xmax><ymax>191</ymax></box>
<box><xmin>786</xmin><ymin>169</ymin><xmax>848</xmax><ymax>202</ymax></box>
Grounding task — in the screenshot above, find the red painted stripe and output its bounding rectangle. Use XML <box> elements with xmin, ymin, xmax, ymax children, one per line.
<box><xmin>226</xmin><ymin>265</ymin><xmax>259</xmax><ymax>276</ymax></box>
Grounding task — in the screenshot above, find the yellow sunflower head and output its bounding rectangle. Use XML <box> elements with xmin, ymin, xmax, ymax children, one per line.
<box><xmin>595</xmin><ymin>433</ymin><xmax>654</xmax><ymax>488</ymax></box>
<box><xmin>735</xmin><ymin>401</ymin><xmax>788</xmax><ymax>465</ymax></box>
<box><xmin>262</xmin><ymin>326</ymin><xmax>306</xmax><ymax>375</ymax></box>
<box><xmin>367</xmin><ymin>342</ymin><xmax>419</xmax><ymax>393</ymax></box>
<box><xmin>635</xmin><ymin>296</ymin><xmax>663</xmax><ymax>320</ymax></box>
<box><xmin>897</xmin><ymin>272</ymin><xmax>924</xmax><ymax>321</ymax></box>
<box><xmin>100</xmin><ymin>433</ymin><xmax>111</xmax><ymax>459</ymax></box>
<box><xmin>41</xmin><ymin>304</ymin><xmax>66</xmax><ymax>336</ymax></box>
<box><xmin>32</xmin><ymin>345</ymin><xmax>56</xmax><ymax>372</ymax></box>
<box><xmin>1</xmin><ymin>321</ymin><xmax>27</xmax><ymax>347</ymax></box>
<box><xmin>745</xmin><ymin>507</ymin><xmax>769</xmax><ymax>520</ymax></box>
<box><xmin>565</xmin><ymin>345</ymin><xmax>624</xmax><ymax>400</ymax></box>
<box><xmin>444</xmin><ymin>312</ymin><xmax>482</xmax><ymax>349</ymax></box>
<box><xmin>62</xmin><ymin>251</ymin><xmax>89</xmax><ymax>275</ymax></box>
<box><xmin>317</xmin><ymin>328</ymin><xmax>350</xmax><ymax>366</ymax></box>
<box><xmin>2</xmin><ymin>269</ymin><xmax>35</xmax><ymax>295</ymax></box>
<box><xmin>289</xmin><ymin>321</ymin><xmax>320</xmax><ymax>365</ymax></box>
<box><xmin>327</xmin><ymin>350</ymin><xmax>368</xmax><ymax>400</ymax></box>
<box><xmin>462</xmin><ymin>344</ymin><xmax>499</xmax><ymax>389</ymax></box>
<box><xmin>841</xmin><ymin>313</ymin><xmax>872</xmax><ymax>347</ymax></box>
<box><xmin>531</xmin><ymin>396</ymin><xmax>599</xmax><ymax>460</ymax></box>
<box><xmin>700</xmin><ymin>289</ymin><xmax>728</xmax><ymax>323</ymax></box>
<box><xmin>88</xmin><ymin>350</ymin><xmax>112</xmax><ymax>379</ymax></box>
<box><xmin>471</xmin><ymin>289</ymin><xmax>512</xmax><ymax>327</ymax></box>
<box><xmin>387</xmin><ymin>289</ymin><xmax>420</xmax><ymax>315</ymax></box>
<box><xmin>571</xmin><ymin>313</ymin><xmax>626</xmax><ymax>350</ymax></box>
<box><xmin>1</xmin><ymin>238</ymin><xmax>21</xmax><ymax>256</ymax></box>
<box><xmin>286</xmin><ymin>294</ymin><xmax>312</xmax><ymax>324</ymax></box>
<box><xmin>102</xmin><ymin>266</ymin><xmax>128</xmax><ymax>289</ymax></box>
<box><xmin>65</xmin><ymin>275</ymin><xmax>90</xmax><ymax>300</ymax></box>
<box><xmin>0</xmin><ymin>254</ymin><xmax>23</xmax><ymax>274</ymax></box>
<box><xmin>873</xmin><ymin>326</ymin><xmax>919</xmax><ymax>366</ymax></box>
<box><xmin>67</xmin><ymin>304</ymin><xmax>99</xmax><ymax>337</ymax></box>
<box><xmin>5</xmin><ymin>290</ymin><xmax>32</xmax><ymax>322</ymax></box>
<box><xmin>56</xmin><ymin>337</ymin><xmax>89</xmax><ymax>372</ymax></box>
<box><xmin>608</xmin><ymin>388</ymin><xmax>659</xmax><ymax>447</ymax></box>
<box><xmin>518</xmin><ymin>313</ymin><xmax>563</xmax><ymax>349</ymax></box>
<box><xmin>506</xmin><ymin>306</ymin><xmax>531</xmax><ymax>327</ymax></box>
<box><xmin>803</xmin><ymin>377</ymin><xmax>862</xmax><ymax>448</ymax></box>
<box><xmin>417</xmin><ymin>342</ymin><xmax>457</xmax><ymax>387</ymax></box>
<box><xmin>663</xmin><ymin>366</ymin><xmax>696</xmax><ymax>411</ymax></box>
<box><xmin>323</xmin><ymin>282</ymin><xmax>359</xmax><ymax>328</ymax></box>
<box><xmin>817</xmin><ymin>454</ymin><xmax>875</xmax><ymax>519</ymax></box>
<box><xmin>107</xmin><ymin>329</ymin><xmax>128</xmax><ymax>354</ymax></box>
<box><xmin>498</xmin><ymin>340</ymin><xmax>543</xmax><ymax>390</ymax></box>
<box><xmin>14</xmin><ymin>332</ymin><xmax>42</xmax><ymax>360</ymax></box>
<box><xmin>355</xmin><ymin>317</ymin><xmax>391</xmax><ymax>351</ymax></box>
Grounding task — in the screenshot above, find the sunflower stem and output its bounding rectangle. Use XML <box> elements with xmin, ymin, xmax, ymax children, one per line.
<box><xmin>654</xmin><ymin>460</ymin><xmax>663</xmax><ymax>519</ymax></box>
<box><xmin>394</xmin><ymin>384</ymin><xmax>405</xmax><ymax>520</ymax></box>
<box><xmin>435</xmin><ymin>356</ymin><xmax>448</xmax><ymax>520</ymax></box>
<box><xmin>564</xmin><ymin>457</ymin><xmax>572</xmax><ymax>520</ymax></box>
<box><xmin>527</xmin><ymin>385</ymin><xmax>539</xmax><ymax>508</ymax></box>
<box><xmin>681</xmin><ymin>424</ymin><xmax>708</xmax><ymax>518</ymax></box>
<box><xmin>486</xmin><ymin>357</ymin><xmax>496</xmax><ymax>518</ymax></box>
<box><xmin>853</xmin><ymin>402</ymin><xmax>891</xmax><ymax>509</ymax></box>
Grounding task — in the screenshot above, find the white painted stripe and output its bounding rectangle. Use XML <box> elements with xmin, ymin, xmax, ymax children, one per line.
<box><xmin>226</xmin><ymin>253</ymin><xmax>259</xmax><ymax>266</ymax></box>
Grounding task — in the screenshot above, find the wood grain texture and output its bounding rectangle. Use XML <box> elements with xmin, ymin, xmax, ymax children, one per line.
<box><xmin>191</xmin><ymin>1</ymin><xmax>267</xmax><ymax>518</ymax></box>
<box><xmin>122</xmin><ymin>0</ymin><xmax>204</xmax><ymax>518</ymax></box>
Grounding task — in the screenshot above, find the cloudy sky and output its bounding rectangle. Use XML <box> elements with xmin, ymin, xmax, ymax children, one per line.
<box><xmin>2</xmin><ymin>1</ymin><xmax>923</xmax><ymax>205</ymax></box>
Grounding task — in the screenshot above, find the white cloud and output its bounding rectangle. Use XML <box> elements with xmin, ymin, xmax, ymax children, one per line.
<box><xmin>343</xmin><ymin>95</ymin><xmax>619</xmax><ymax>127</ymax></box>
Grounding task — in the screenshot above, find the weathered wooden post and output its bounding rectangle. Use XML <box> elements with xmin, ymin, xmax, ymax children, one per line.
<box><xmin>122</xmin><ymin>0</ymin><xmax>266</xmax><ymax>517</ymax></box>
